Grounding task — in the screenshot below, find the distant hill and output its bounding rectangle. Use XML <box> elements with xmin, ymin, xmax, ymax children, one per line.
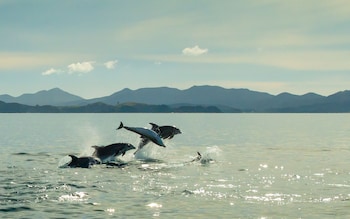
<box><xmin>0</xmin><ymin>101</ymin><xmax>223</xmax><ymax>113</ymax></box>
<box><xmin>1</xmin><ymin>85</ymin><xmax>350</xmax><ymax>112</ymax></box>
<box><xmin>80</xmin><ymin>87</ymin><xmax>183</xmax><ymax>106</ymax></box>
<box><xmin>253</xmin><ymin>92</ymin><xmax>325</xmax><ymax>111</ymax></box>
<box><xmin>0</xmin><ymin>88</ymin><xmax>85</xmax><ymax>106</ymax></box>
<box><xmin>75</xmin><ymin>85</ymin><xmax>274</xmax><ymax>110</ymax></box>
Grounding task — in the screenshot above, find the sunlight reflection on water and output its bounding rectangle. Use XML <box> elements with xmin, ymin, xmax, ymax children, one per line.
<box><xmin>1</xmin><ymin>114</ymin><xmax>350</xmax><ymax>218</ymax></box>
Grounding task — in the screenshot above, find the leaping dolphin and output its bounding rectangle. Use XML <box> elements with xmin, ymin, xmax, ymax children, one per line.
<box><xmin>67</xmin><ymin>155</ymin><xmax>101</xmax><ymax>168</ymax></box>
<box><xmin>117</xmin><ymin>122</ymin><xmax>165</xmax><ymax>148</ymax></box>
<box><xmin>92</xmin><ymin>143</ymin><xmax>135</xmax><ymax>163</ymax></box>
<box><xmin>150</xmin><ymin>123</ymin><xmax>182</xmax><ymax>139</ymax></box>
<box><xmin>137</xmin><ymin>123</ymin><xmax>181</xmax><ymax>153</ymax></box>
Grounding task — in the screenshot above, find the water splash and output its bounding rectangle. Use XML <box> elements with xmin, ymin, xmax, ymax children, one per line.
<box><xmin>78</xmin><ymin>124</ymin><xmax>103</xmax><ymax>156</ymax></box>
<box><xmin>197</xmin><ymin>145</ymin><xmax>222</xmax><ymax>164</ymax></box>
<box><xmin>58</xmin><ymin>191</ymin><xmax>88</xmax><ymax>202</ymax></box>
<box><xmin>58</xmin><ymin>156</ymin><xmax>72</xmax><ymax>168</ymax></box>
<box><xmin>134</xmin><ymin>144</ymin><xmax>168</xmax><ymax>162</ymax></box>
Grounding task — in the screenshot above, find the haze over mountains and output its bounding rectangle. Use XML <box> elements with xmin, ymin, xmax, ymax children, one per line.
<box><xmin>1</xmin><ymin>86</ymin><xmax>350</xmax><ymax>113</ymax></box>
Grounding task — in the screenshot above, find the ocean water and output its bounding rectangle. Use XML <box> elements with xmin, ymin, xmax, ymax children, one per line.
<box><xmin>1</xmin><ymin>113</ymin><xmax>350</xmax><ymax>218</ymax></box>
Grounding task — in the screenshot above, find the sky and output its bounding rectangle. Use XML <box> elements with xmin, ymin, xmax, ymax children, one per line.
<box><xmin>1</xmin><ymin>0</ymin><xmax>350</xmax><ymax>99</ymax></box>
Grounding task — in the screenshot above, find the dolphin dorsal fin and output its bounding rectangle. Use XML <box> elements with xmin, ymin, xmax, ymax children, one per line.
<box><xmin>117</xmin><ymin>122</ymin><xmax>124</xmax><ymax>130</ymax></box>
<box><xmin>68</xmin><ymin>155</ymin><xmax>79</xmax><ymax>166</ymax></box>
<box><xmin>149</xmin><ymin>123</ymin><xmax>159</xmax><ymax>130</ymax></box>
<box><xmin>150</xmin><ymin>123</ymin><xmax>161</xmax><ymax>134</ymax></box>
<box><xmin>69</xmin><ymin>154</ymin><xmax>78</xmax><ymax>160</ymax></box>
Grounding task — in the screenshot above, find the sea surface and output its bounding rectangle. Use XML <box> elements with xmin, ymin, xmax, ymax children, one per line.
<box><xmin>1</xmin><ymin>113</ymin><xmax>350</xmax><ymax>218</ymax></box>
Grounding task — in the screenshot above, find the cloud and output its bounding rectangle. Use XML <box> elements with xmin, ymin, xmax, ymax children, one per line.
<box><xmin>42</xmin><ymin>68</ymin><xmax>63</xmax><ymax>76</ymax></box>
<box><xmin>104</xmin><ymin>60</ymin><xmax>118</xmax><ymax>69</ymax></box>
<box><xmin>42</xmin><ymin>59</ymin><xmax>118</xmax><ymax>76</ymax></box>
<box><xmin>67</xmin><ymin>61</ymin><xmax>94</xmax><ymax>74</ymax></box>
<box><xmin>182</xmin><ymin>45</ymin><xmax>208</xmax><ymax>56</ymax></box>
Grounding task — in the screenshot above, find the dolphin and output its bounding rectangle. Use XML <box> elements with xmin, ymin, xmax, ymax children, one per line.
<box><xmin>67</xmin><ymin>155</ymin><xmax>101</xmax><ymax>168</ymax></box>
<box><xmin>194</xmin><ymin>152</ymin><xmax>215</xmax><ymax>164</ymax></box>
<box><xmin>185</xmin><ymin>152</ymin><xmax>214</xmax><ymax>164</ymax></box>
<box><xmin>92</xmin><ymin>143</ymin><xmax>135</xmax><ymax>163</ymax></box>
<box><xmin>150</xmin><ymin>123</ymin><xmax>182</xmax><ymax>139</ymax></box>
<box><xmin>117</xmin><ymin>122</ymin><xmax>165</xmax><ymax>148</ymax></box>
<box><xmin>137</xmin><ymin>123</ymin><xmax>181</xmax><ymax>153</ymax></box>
<box><xmin>191</xmin><ymin>152</ymin><xmax>202</xmax><ymax>162</ymax></box>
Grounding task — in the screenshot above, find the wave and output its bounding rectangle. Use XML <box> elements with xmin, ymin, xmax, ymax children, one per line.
<box><xmin>0</xmin><ymin>206</ymin><xmax>34</xmax><ymax>212</ymax></box>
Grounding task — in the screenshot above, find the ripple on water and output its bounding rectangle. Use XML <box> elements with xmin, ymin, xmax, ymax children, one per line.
<box><xmin>0</xmin><ymin>206</ymin><xmax>34</xmax><ymax>213</ymax></box>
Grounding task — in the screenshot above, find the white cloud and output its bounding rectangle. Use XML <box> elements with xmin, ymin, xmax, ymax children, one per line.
<box><xmin>41</xmin><ymin>59</ymin><xmax>119</xmax><ymax>76</ymax></box>
<box><xmin>182</xmin><ymin>45</ymin><xmax>208</xmax><ymax>56</ymax></box>
<box><xmin>67</xmin><ymin>61</ymin><xmax>94</xmax><ymax>74</ymax></box>
<box><xmin>42</xmin><ymin>68</ymin><xmax>63</xmax><ymax>76</ymax></box>
<box><xmin>104</xmin><ymin>60</ymin><xmax>118</xmax><ymax>69</ymax></box>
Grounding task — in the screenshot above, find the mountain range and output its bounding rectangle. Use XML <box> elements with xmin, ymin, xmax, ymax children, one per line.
<box><xmin>1</xmin><ymin>86</ymin><xmax>350</xmax><ymax>113</ymax></box>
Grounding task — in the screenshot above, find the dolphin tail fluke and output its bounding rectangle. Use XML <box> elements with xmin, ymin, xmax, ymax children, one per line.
<box><xmin>133</xmin><ymin>147</ymin><xmax>142</xmax><ymax>155</ymax></box>
<box><xmin>134</xmin><ymin>141</ymin><xmax>145</xmax><ymax>155</ymax></box>
<box><xmin>117</xmin><ymin>122</ymin><xmax>124</xmax><ymax>130</ymax></box>
<box><xmin>138</xmin><ymin>137</ymin><xmax>149</xmax><ymax>148</ymax></box>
